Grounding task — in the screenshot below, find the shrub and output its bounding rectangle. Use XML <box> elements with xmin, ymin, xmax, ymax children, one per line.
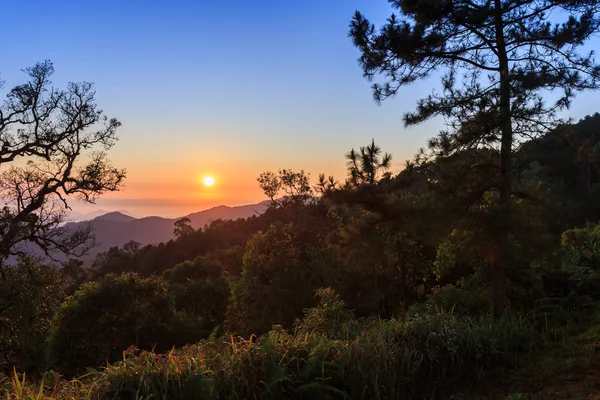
<box><xmin>0</xmin><ymin>257</ymin><xmax>65</xmax><ymax>374</ymax></box>
<box><xmin>227</xmin><ymin>222</ymin><xmax>338</xmax><ymax>335</ymax></box>
<box><xmin>7</xmin><ymin>290</ymin><xmax>540</xmax><ymax>400</ymax></box>
<box><xmin>425</xmin><ymin>283</ymin><xmax>491</xmax><ymax>316</ymax></box>
<box><xmin>162</xmin><ymin>255</ymin><xmax>222</xmax><ymax>283</ymax></box>
<box><xmin>169</xmin><ymin>278</ymin><xmax>230</xmax><ymax>330</ymax></box>
<box><xmin>560</xmin><ymin>223</ymin><xmax>600</xmax><ymax>297</ymax></box>
<box><xmin>295</xmin><ymin>287</ymin><xmax>354</xmax><ymax>338</ymax></box>
<box><xmin>82</xmin><ymin>312</ymin><xmax>537</xmax><ymax>400</ymax></box>
<box><xmin>48</xmin><ymin>273</ymin><xmax>192</xmax><ymax>376</ymax></box>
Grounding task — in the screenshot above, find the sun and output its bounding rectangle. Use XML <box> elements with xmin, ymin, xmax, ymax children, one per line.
<box><xmin>203</xmin><ymin>176</ymin><xmax>215</xmax><ymax>187</ymax></box>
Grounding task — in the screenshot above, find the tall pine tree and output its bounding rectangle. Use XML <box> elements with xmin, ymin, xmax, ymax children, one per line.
<box><xmin>350</xmin><ymin>0</ymin><xmax>600</xmax><ymax>315</ymax></box>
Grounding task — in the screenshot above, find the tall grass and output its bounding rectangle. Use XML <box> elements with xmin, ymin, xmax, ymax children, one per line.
<box><xmin>1</xmin><ymin>312</ymin><xmax>539</xmax><ymax>400</ymax></box>
<box><xmin>2</xmin><ymin>369</ymin><xmax>102</xmax><ymax>400</ymax></box>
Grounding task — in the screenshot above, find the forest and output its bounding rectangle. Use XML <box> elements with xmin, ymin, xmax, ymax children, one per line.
<box><xmin>3</xmin><ymin>0</ymin><xmax>600</xmax><ymax>399</ymax></box>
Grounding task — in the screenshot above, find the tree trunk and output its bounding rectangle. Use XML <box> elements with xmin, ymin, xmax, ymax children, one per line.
<box><xmin>494</xmin><ymin>0</ymin><xmax>512</xmax><ymax>317</ymax></box>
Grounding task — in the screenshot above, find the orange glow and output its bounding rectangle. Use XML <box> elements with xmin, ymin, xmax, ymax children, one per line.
<box><xmin>83</xmin><ymin>154</ymin><xmax>349</xmax><ymax>217</ymax></box>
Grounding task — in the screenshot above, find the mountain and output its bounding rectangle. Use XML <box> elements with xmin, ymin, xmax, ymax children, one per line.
<box><xmin>184</xmin><ymin>202</ymin><xmax>269</xmax><ymax>228</ymax></box>
<box><xmin>67</xmin><ymin>201</ymin><xmax>270</xmax><ymax>257</ymax></box>
<box><xmin>67</xmin><ymin>209</ymin><xmax>138</xmax><ymax>222</ymax></box>
<box><xmin>94</xmin><ymin>212</ymin><xmax>137</xmax><ymax>223</ymax></box>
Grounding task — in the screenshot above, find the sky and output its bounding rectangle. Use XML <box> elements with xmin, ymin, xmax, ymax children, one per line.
<box><xmin>2</xmin><ymin>0</ymin><xmax>600</xmax><ymax>217</ymax></box>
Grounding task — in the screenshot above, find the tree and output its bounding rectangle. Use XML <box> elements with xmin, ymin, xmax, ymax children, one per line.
<box><xmin>91</xmin><ymin>241</ymin><xmax>142</xmax><ymax>278</ymax></box>
<box><xmin>227</xmin><ymin>222</ymin><xmax>339</xmax><ymax>335</ymax></box>
<box><xmin>346</xmin><ymin>139</ymin><xmax>392</xmax><ymax>187</ymax></box>
<box><xmin>163</xmin><ymin>258</ymin><xmax>231</xmax><ymax>333</ymax></box>
<box><xmin>350</xmin><ymin>0</ymin><xmax>600</xmax><ymax>315</ymax></box>
<box><xmin>61</xmin><ymin>258</ymin><xmax>88</xmax><ymax>294</ymax></box>
<box><xmin>0</xmin><ymin>61</ymin><xmax>125</xmax><ymax>275</ymax></box>
<box><xmin>257</xmin><ymin>169</ymin><xmax>313</xmax><ymax>209</ymax></box>
<box><xmin>48</xmin><ymin>273</ymin><xmax>192</xmax><ymax>376</ymax></box>
<box><xmin>0</xmin><ymin>257</ymin><xmax>64</xmax><ymax>374</ymax></box>
<box><xmin>174</xmin><ymin>217</ymin><xmax>194</xmax><ymax>238</ymax></box>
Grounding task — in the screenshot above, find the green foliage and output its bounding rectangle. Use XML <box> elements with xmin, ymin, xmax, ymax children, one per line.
<box><xmin>349</xmin><ymin>0</ymin><xmax>600</xmax><ymax>156</ymax></box>
<box><xmin>331</xmin><ymin>206</ymin><xmax>432</xmax><ymax>317</ymax></box>
<box><xmin>4</xmin><ymin>311</ymin><xmax>539</xmax><ymax>400</ymax></box>
<box><xmin>162</xmin><ymin>253</ymin><xmax>232</xmax><ymax>330</ymax></box>
<box><xmin>295</xmin><ymin>288</ymin><xmax>354</xmax><ymax>338</ymax></box>
<box><xmin>425</xmin><ymin>283</ymin><xmax>491</xmax><ymax>316</ymax></box>
<box><xmin>137</xmin><ymin>216</ymin><xmax>268</xmax><ymax>277</ymax></box>
<box><xmin>560</xmin><ymin>223</ymin><xmax>600</xmax><ymax>298</ymax></box>
<box><xmin>48</xmin><ymin>273</ymin><xmax>195</xmax><ymax>376</ymax></box>
<box><xmin>351</xmin><ymin>0</ymin><xmax>600</xmax><ymax>316</ymax></box>
<box><xmin>169</xmin><ymin>279</ymin><xmax>230</xmax><ymax>331</ymax></box>
<box><xmin>91</xmin><ymin>241</ymin><xmax>142</xmax><ymax>278</ymax></box>
<box><xmin>162</xmin><ymin>255</ymin><xmax>223</xmax><ymax>283</ymax></box>
<box><xmin>0</xmin><ymin>258</ymin><xmax>65</xmax><ymax>374</ymax></box>
<box><xmin>433</xmin><ymin>228</ymin><xmax>482</xmax><ymax>281</ymax></box>
<box><xmin>228</xmin><ymin>222</ymin><xmax>339</xmax><ymax>335</ymax></box>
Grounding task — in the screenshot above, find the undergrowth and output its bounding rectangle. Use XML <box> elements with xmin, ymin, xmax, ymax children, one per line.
<box><xmin>2</xmin><ymin>308</ymin><xmax>541</xmax><ymax>399</ymax></box>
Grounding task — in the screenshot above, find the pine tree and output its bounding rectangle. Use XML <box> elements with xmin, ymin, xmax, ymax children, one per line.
<box><xmin>350</xmin><ymin>0</ymin><xmax>600</xmax><ymax>315</ymax></box>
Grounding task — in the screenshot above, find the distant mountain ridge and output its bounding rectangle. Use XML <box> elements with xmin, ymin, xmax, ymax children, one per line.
<box><xmin>66</xmin><ymin>201</ymin><xmax>270</xmax><ymax>256</ymax></box>
<box><xmin>67</xmin><ymin>209</ymin><xmax>139</xmax><ymax>222</ymax></box>
<box><xmin>94</xmin><ymin>212</ymin><xmax>138</xmax><ymax>222</ymax></box>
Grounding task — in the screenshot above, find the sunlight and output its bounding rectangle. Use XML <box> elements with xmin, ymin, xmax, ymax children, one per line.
<box><xmin>203</xmin><ymin>176</ymin><xmax>215</xmax><ymax>186</ymax></box>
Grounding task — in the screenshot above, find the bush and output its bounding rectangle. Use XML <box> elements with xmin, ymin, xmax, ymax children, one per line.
<box><xmin>0</xmin><ymin>257</ymin><xmax>65</xmax><ymax>374</ymax></box>
<box><xmin>162</xmin><ymin>255</ymin><xmax>222</xmax><ymax>283</ymax></box>
<box><xmin>425</xmin><ymin>283</ymin><xmax>491</xmax><ymax>316</ymax></box>
<box><xmin>48</xmin><ymin>273</ymin><xmax>195</xmax><ymax>376</ymax></box>
<box><xmin>5</xmin><ymin>291</ymin><xmax>541</xmax><ymax>400</ymax></box>
<box><xmin>227</xmin><ymin>222</ymin><xmax>339</xmax><ymax>335</ymax></box>
<box><xmin>295</xmin><ymin>287</ymin><xmax>354</xmax><ymax>338</ymax></box>
<box><xmin>560</xmin><ymin>223</ymin><xmax>600</xmax><ymax>297</ymax></box>
<box><xmin>26</xmin><ymin>312</ymin><xmax>536</xmax><ymax>400</ymax></box>
<box><xmin>169</xmin><ymin>278</ymin><xmax>230</xmax><ymax>330</ymax></box>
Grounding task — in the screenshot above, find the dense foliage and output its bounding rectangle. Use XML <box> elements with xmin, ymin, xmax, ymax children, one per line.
<box><xmin>0</xmin><ymin>258</ymin><xmax>64</xmax><ymax>374</ymax></box>
<box><xmin>3</xmin><ymin>5</ymin><xmax>600</xmax><ymax>394</ymax></box>
<box><xmin>0</xmin><ymin>114</ymin><xmax>599</xmax><ymax>399</ymax></box>
<box><xmin>3</xmin><ymin>292</ymin><xmax>543</xmax><ymax>400</ymax></box>
<box><xmin>49</xmin><ymin>274</ymin><xmax>184</xmax><ymax>376</ymax></box>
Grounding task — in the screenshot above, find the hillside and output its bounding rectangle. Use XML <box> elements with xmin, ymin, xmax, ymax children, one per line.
<box><xmin>185</xmin><ymin>202</ymin><xmax>268</xmax><ymax>228</ymax></box>
<box><xmin>68</xmin><ymin>201</ymin><xmax>269</xmax><ymax>255</ymax></box>
<box><xmin>66</xmin><ymin>209</ymin><xmax>138</xmax><ymax>222</ymax></box>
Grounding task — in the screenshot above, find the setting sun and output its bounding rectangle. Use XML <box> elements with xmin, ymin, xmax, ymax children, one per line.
<box><xmin>203</xmin><ymin>176</ymin><xmax>215</xmax><ymax>186</ymax></box>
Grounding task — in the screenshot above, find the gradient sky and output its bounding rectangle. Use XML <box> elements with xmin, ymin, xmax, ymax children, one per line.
<box><xmin>3</xmin><ymin>1</ymin><xmax>600</xmax><ymax>217</ymax></box>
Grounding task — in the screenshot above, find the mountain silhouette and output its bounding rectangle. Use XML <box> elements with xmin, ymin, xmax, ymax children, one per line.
<box><xmin>93</xmin><ymin>211</ymin><xmax>138</xmax><ymax>222</ymax></box>
<box><xmin>67</xmin><ymin>209</ymin><xmax>139</xmax><ymax>222</ymax></box>
<box><xmin>66</xmin><ymin>201</ymin><xmax>270</xmax><ymax>257</ymax></box>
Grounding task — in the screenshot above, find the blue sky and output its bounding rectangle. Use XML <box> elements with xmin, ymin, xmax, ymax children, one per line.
<box><xmin>2</xmin><ymin>0</ymin><xmax>600</xmax><ymax>216</ymax></box>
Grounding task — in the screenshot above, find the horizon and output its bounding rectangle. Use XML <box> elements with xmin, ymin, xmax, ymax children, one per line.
<box><xmin>3</xmin><ymin>0</ymin><xmax>600</xmax><ymax>217</ymax></box>
<box><xmin>68</xmin><ymin>200</ymin><xmax>271</xmax><ymax>220</ymax></box>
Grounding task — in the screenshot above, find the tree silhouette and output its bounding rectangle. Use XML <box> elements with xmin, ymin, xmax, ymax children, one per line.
<box><xmin>346</xmin><ymin>139</ymin><xmax>392</xmax><ymax>187</ymax></box>
<box><xmin>174</xmin><ymin>217</ymin><xmax>194</xmax><ymax>239</ymax></box>
<box><xmin>257</xmin><ymin>169</ymin><xmax>313</xmax><ymax>209</ymax></box>
<box><xmin>0</xmin><ymin>61</ymin><xmax>125</xmax><ymax>277</ymax></box>
<box><xmin>315</xmin><ymin>174</ymin><xmax>340</xmax><ymax>196</ymax></box>
<box><xmin>350</xmin><ymin>0</ymin><xmax>600</xmax><ymax>315</ymax></box>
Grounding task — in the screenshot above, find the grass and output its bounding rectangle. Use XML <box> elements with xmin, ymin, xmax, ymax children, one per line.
<box><xmin>1</xmin><ymin>312</ymin><xmax>541</xmax><ymax>400</ymax></box>
<box><xmin>4</xmin><ymin>291</ymin><xmax>599</xmax><ymax>400</ymax></box>
<box><xmin>461</xmin><ymin>323</ymin><xmax>600</xmax><ymax>399</ymax></box>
